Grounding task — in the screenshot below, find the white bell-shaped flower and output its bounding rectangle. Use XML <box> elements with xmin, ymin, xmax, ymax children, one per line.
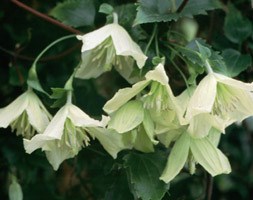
<box><xmin>185</xmin><ymin>72</ymin><xmax>253</xmax><ymax>129</ymax></box>
<box><xmin>24</xmin><ymin>94</ymin><xmax>103</xmax><ymax>170</ymax></box>
<box><xmin>0</xmin><ymin>89</ymin><xmax>51</xmax><ymax>139</ymax></box>
<box><xmin>75</xmin><ymin>23</ymin><xmax>147</xmax><ymax>82</ymax></box>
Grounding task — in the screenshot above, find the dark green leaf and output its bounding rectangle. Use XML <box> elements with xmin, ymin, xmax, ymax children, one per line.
<box><xmin>50</xmin><ymin>87</ymin><xmax>68</xmax><ymax>108</ymax></box>
<box><xmin>224</xmin><ymin>3</ymin><xmax>252</xmax><ymax>44</ymax></box>
<box><xmin>124</xmin><ymin>151</ymin><xmax>170</xmax><ymax>200</ymax></box>
<box><xmin>104</xmin><ymin>171</ymin><xmax>133</xmax><ymax>200</ymax></box>
<box><xmin>99</xmin><ymin>3</ymin><xmax>114</xmax><ymax>15</ymax></box>
<box><xmin>213</xmin><ymin>49</ymin><xmax>252</xmax><ymax>77</ymax></box>
<box><xmin>50</xmin><ymin>0</ymin><xmax>95</xmax><ymax>28</ymax></box>
<box><xmin>134</xmin><ymin>0</ymin><xmax>220</xmax><ymax>25</ymax></box>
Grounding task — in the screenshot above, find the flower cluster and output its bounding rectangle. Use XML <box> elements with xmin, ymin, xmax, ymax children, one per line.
<box><xmin>1</xmin><ymin>17</ymin><xmax>253</xmax><ymax>185</ymax></box>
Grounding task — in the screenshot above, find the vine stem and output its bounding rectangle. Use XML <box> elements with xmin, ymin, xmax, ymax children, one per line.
<box><xmin>170</xmin><ymin>58</ymin><xmax>189</xmax><ymax>89</ymax></box>
<box><xmin>206</xmin><ymin>175</ymin><xmax>214</xmax><ymax>200</ymax></box>
<box><xmin>205</xmin><ymin>60</ymin><xmax>214</xmax><ymax>74</ymax></box>
<box><xmin>31</xmin><ymin>35</ymin><xmax>76</xmax><ymax>68</ymax></box>
<box><xmin>11</xmin><ymin>0</ymin><xmax>83</xmax><ymax>35</ymax></box>
<box><xmin>144</xmin><ymin>24</ymin><xmax>158</xmax><ymax>55</ymax></box>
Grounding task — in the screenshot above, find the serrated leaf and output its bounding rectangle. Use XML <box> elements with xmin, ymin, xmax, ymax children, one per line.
<box><xmin>104</xmin><ymin>171</ymin><xmax>133</xmax><ymax>200</ymax></box>
<box><xmin>134</xmin><ymin>0</ymin><xmax>220</xmax><ymax>25</ymax></box>
<box><xmin>213</xmin><ymin>49</ymin><xmax>252</xmax><ymax>77</ymax></box>
<box><xmin>50</xmin><ymin>0</ymin><xmax>95</xmax><ymax>28</ymax></box>
<box><xmin>176</xmin><ymin>39</ymin><xmax>210</xmax><ymax>66</ymax></box>
<box><xmin>224</xmin><ymin>3</ymin><xmax>252</xmax><ymax>44</ymax></box>
<box><xmin>124</xmin><ymin>151</ymin><xmax>170</xmax><ymax>200</ymax></box>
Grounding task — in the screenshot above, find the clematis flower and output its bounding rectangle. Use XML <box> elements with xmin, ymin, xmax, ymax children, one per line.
<box><xmin>185</xmin><ymin>72</ymin><xmax>253</xmax><ymax>130</ymax></box>
<box><xmin>160</xmin><ymin>130</ymin><xmax>231</xmax><ymax>183</ymax></box>
<box><xmin>0</xmin><ymin>89</ymin><xmax>51</xmax><ymax>139</ymax></box>
<box><xmin>75</xmin><ymin>23</ymin><xmax>147</xmax><ymax>83</ymax></box>
<box><xmin>104</xmin><ymin>64</ymin><xmax>179</xmax><ymax>115</ymax></box>
<box><xmin>103</xmin><ymin>64</ymin><xmax>181</xmax><ymax>152</ymax></box>
<box><xmin>24</xmin><ymin>93</ymin><xmax>103</xmax><ymax>170</ymax></box>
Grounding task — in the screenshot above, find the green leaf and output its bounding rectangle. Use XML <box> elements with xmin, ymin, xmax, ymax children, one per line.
<box><xmin>50</xmin><ymin>0</ymin><xmax>95</xmax><ymax>28</ymax></box>
<box><xmin>176</xmin><ymin>39</ymin><xmax>211</xmax><ymax>66</ymax></box>
<box><xmin>212</xmin><ymin>49</ymin><xmax>252</xmax><ymax>77</ymax></box>
<box><xmin>176</xmin><ymin>39</ymin><xmax>226</xmax><ymax>79</ymax></box>
<box><xmin>124</xmin><ymin>151</ymin><xmax>170</xmax><ymax>200</ymax></box>
<box><xmin>104</xmin><ymin>171</ymin><xmax>134</xmax><ymax>200</ymax></box>
<box><xmin>224</xmin><ymin>3</ymin><xmax>252</xmax><ymax>44</ymax></box>
<box><xmin>134</xmin><ymin>0</ymin><xmax>220</xmax><ymax>25</ymax></box>
<box><xmin>50</xmin><ymin>87</ymin><xmax>68</xmax><ymax>108</ymax></box>
<box><xmin>108</xmin><ymin>100</ymin><xmax>144</xmax><ymax>133</ymax></box>
<box><xmin>99</xmin><ymin>3</ymin><xmax>114</xmax><ymax>15</ymax></box>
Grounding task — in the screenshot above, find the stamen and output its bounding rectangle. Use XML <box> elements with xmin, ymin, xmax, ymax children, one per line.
<box><xmin>212</xmin><ymin>84</ymin><xmax>239</xmax><ymax>117</ymax></box>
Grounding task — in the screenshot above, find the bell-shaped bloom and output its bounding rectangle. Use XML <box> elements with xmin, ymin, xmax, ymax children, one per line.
<box><xmin>185</xmin><ymin>72</ymin><xmax>253</xmax><ymax>129</ymax></box>
<box><xmin>103</xmin><ymin>64</ymin><xmax>181</xmax><ymax>152</ymax></box>
<box><xmin>104</xmin><ymin>64</ymin><xmax>179</xmax><ymax>115</ymax></box>
<box><xmin>24</xmin><ymin>103</ymin><xmax>103</xmax><ymax>170</ymax></box>
<box><xmin>75</xmin><ymin>23</ymin><xmax>147</xmax><ymax>83</ymax></box>
<box><xmin>0</xmin><ymin>89</ymin><xmax>51</xmax><ymax>139</ymax></box>
<box><xmin>160</xmin><ymin>130</ymin><xmax>231</xmax><ymax>183</ymax></box>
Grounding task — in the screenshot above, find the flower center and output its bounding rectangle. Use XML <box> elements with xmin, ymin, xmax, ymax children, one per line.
<box><xmin>62</xmin><ymin>118</ymin><xmax>90</xmax><ymax>154</ymax></box>
<box><xmin>212</xmin><ymin>84</ymin><xmax>239</xmax><ymax>117</ymax></box>
<box><xmin>10</xmin><ymin>111</ymin><xmax>35</xmax><ymax>139</ymax></box>
<box><xmin>91</xmin><ymin>37</ymin><xmax>116</xmax><ymax>71</ymax></box>
<box><xmin>142</xmin><ymin>81</ymin><xmax>172</xmax><ymax>111</ymax></box>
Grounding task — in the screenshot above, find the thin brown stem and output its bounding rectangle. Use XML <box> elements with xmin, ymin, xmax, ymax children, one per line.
<box><xmin>0</xmin><ymin>43</ymin><xmax>81</xmax><ymax>63</ymax></box>
<box><xmin>11</xmin><ymin>0</ymin><xmax>83</xmax><ymax>35</ymax></box>
<box><xmin>177</xmin><ymin>0</ymin><xmax>189</xmax><ymax>13</ymax></box>
<box><xmin>206</xmin><ymin>175</ymin><xmax>214</xmax><ymax>200</ymax></box>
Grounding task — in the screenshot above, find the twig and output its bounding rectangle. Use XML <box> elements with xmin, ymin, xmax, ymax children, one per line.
<box><xmin>11</xmin><ymin>0</ymin><xmax>83</xmax><ymax>35</ymax></box>
<box><xmin>177</xmin><ymin>0</ymin><xmax>189</xmax><ymax>13</ymax></box>
<box><xmin>0</xmin><ymin>43</ymin><xmax>81</xmax><ymax>62</ymax></box>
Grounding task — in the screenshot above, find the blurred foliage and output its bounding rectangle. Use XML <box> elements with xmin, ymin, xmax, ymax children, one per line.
<box><xmin>0</xmin><ymin>0</ymin><xmax>253</xmax><ymax>199</ymax></box>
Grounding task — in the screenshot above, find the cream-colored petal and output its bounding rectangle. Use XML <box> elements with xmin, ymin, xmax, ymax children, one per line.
<box><xmin>110</xmin><ymin>24</ymin><xmax>147</xmax><ymax>68</ymax></box>
<box><xmin>214</xmin><ymin>72</ymin><xmax>253</xmax><ymax>91</ymax></box>
<box><xmin>143</xmin><ymin>110</ymin><xmax>159</xmax><ymax>144</ymax></box>
<box><xmin>45</xmin><ymin>140</ymin><xmax>76</xmax><ymax>170</ymax></box>
<box><xmin>23</xmin><ymin>134</ymin><xmax>55</xmax><ymax>154</ymax></box>
<box><xmin>133</xmin><ymin>127</ymin><xmax>154</xmax><ymax>153</ymax></box>
<box><xmin>77</xmin><ymin>25</ymin><xmax>112</xmax><ymax>52</ymax></box>
<box><xmin>88</xmin><ymin>127</ymin><xmax>131</xmax><ymax>159</ymax></box>
<box><xmin>160</xmin><ymin>133</ymin><xmax>190</xmax><ymax>183</ymax></box>
<box><xmin>145</xmin><ymin>64</ymin><xmax>168</xmax><ymax>86</ymax></box>
<box><xmin>0</xmin><ymin>92</ymin><xmax>28</xmax><ymax>128</ymax></box>
<box><xmin>103</xmin><ymin>80</ymin><xmax>149</xmax><ymax>114</ymax></box>
<box><xmin>157</xmin><ymin>128</ymin><xmax>183</xmax><ymax>148</ymax></box>
<box><xmin>187</xmin><ymin>113</ymin><xmax>215</xmax><ymax>138</ymax></box>
<box><xmin>75</xmin><ymin>50</ymin><xmax>108</xmax><ymax>79</ymax></box>
<box><xmin>108</xmin><ymin>100</ymin><xmax>144</xmax><ymax>133</ymax></box>
<box><xmin>114</xmin><ymin>55</ymin><xmax>139</xmax><ymax>84</ymax></box>
<box><xmin>190</xmin><ymin>137</ymin><xmax>231</xmax><ymax>176</ymax></box>
<box><xmin>23</xmin><ymin>105</ymin><xmax>69</xmax><ymax>154</ymax></box>
<box><xmin>186</xmin><ymin>74</ymin><xmax>217</xmax><ymax>119</ymax></box>
<box><xmin>26</xmin><ymin>91</ymin><xmax>50</xmax><ymax>133</ymax></box>
<box><xmin>43</xmin><ymin>106</ymin><xmax>69</xmax><ymax>138</ymax></box>
<box><xmin>67</xmin><ymin>104</ymin><xmax>102</xmax><ymax>127</ymax></box>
